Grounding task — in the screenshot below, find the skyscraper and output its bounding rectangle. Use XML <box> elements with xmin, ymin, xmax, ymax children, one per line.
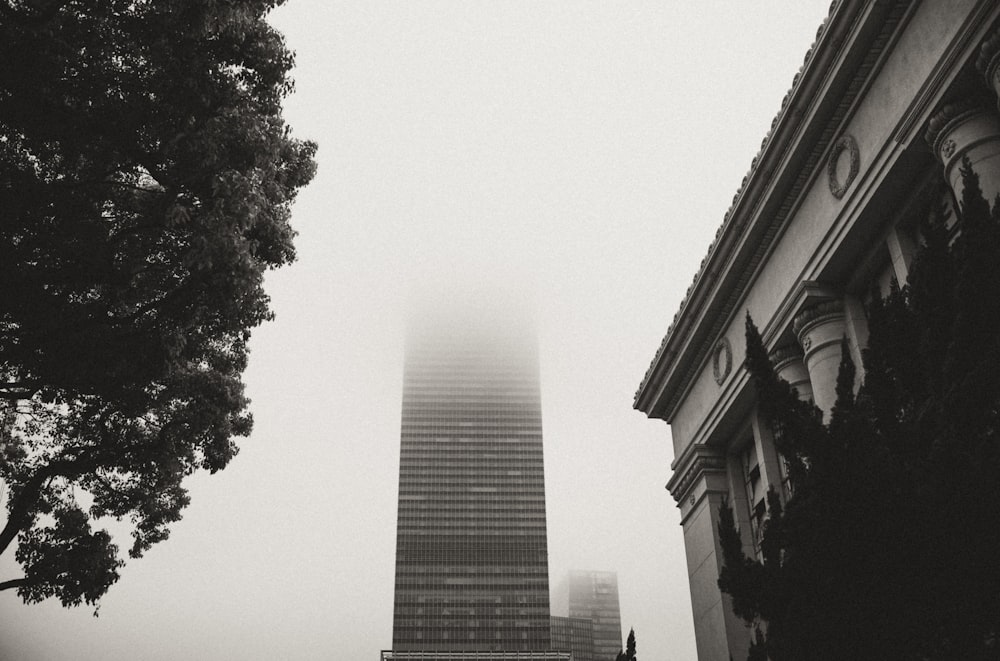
<box><xmin>550</xmin><ymin>616</ymin><xmax>594</xmax><ymax>661</ymax></box>
<box><xmin>388</xmin><ymin>310</ymin><xmax>562</xmax><ymax>659</ymax></box>
<box><xmin>568</xmin><ymin>571</ymin><xmax>622</xmax><ymax>661</ymax></box>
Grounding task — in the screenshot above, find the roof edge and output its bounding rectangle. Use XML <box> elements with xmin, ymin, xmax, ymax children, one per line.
<box><xmin>634</xmin><ymin>0</ymin><xmax>859</xmax><ymax>419</ymax></box>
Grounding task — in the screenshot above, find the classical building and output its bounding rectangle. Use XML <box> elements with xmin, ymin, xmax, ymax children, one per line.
<box><xmin>567</xmin><ymin>571</ymin><xmax>622</xmax><ymax>661</ymax></box>
<box><xmin>634</xmin><ymin>2</ymin><xmax>1000</xmax><ymax>660</ymax></box>
<box><xmin>386</xmin><ymin>310</ymin><xmax>568</xmax><ymax>661</ymax></box>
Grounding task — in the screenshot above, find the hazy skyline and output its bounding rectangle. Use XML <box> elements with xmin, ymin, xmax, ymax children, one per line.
<box><xmin>1</xmin><ymin>2</ymin><xmax>831</xmax><ymax>659</ymax></box>
<box><xmin>393</xmin><ymin>303</ymin><xmax>551</xmax><ymax>651</ymax></box>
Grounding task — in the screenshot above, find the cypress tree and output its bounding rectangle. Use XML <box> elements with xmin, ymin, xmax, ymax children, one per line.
<box><xmin>616</xmin><ymin>628</ymin><xmax>637</xmax><ymax>661</ymax></box>
<box><xmin>718</xmin><ymin>159</ymin><xmax>1000</xmax><ymax>660</ymax></box>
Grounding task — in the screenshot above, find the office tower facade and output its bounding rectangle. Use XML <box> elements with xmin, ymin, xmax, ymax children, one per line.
<box><xmin>568</xmin><ymin>571</ymin><xmax>622</xmax><ymax>661</ymax></box>
<box><xmin>390</xmin><ymin>313</ymin><xmax>554</xmax><ymax>656</ymax></box>
<box><xmin>550</xmin><ymin>616</ymin><xmax>594</xmax><ymax>661</ymax></box>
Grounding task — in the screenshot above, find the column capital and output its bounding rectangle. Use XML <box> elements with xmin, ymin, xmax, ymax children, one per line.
<box><xmin>793</xmin><ymin>300</ymin><xmax>847</xmax><ymax>419</ymax></box>
<box><xmin>977</xmin><ymin>25</ymin><xmax>1000</xmax><ymax>103</ymax></box>
<box><xmin>923</xmin><ymin>97</ymin><xmax>1000</xmax><ymax>206</ymax></box>
<box><xmin>768</xmin><ymin>344</ymin><xmax>805</xmax><ymax>372</ymax></box>
<box><xmin>770</xmin><ymin>344</ymin><xmax>814</xmax><ymax>404</ymax></box>
<box><xmin>792</xmin><ymin>299</ymin><xmax>845</xmax><ymax>340</ymax></box>
<box><xmin>666</xmin><ymin>443</ymin><xmax>728</xmax><ymax>505</ymax></box>
<box><xmin>924</xmin><ymin>98</ymin><xmax>996</xmax><ymax>164</ymax></box>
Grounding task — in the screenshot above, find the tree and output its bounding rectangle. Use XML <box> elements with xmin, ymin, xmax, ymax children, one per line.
<box><xmin>0</xmin><ymin>0</ymin><xmax>316</xmax><ymax>608</ymax></box>
<box><xmin>616</xmin><ymin>628</ymin><xmax>636</xmax><ymax>661</ymax></box>
<box><xmin>717</xmin><ymin>159</ymin><xmax>1000</xmax><ymax>660</ymax></box>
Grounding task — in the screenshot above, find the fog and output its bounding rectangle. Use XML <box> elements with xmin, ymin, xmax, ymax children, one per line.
<box><xmin>1</xmin><ymin>2</ymin><xmax>831</xmax><ymax>659</ymax></box>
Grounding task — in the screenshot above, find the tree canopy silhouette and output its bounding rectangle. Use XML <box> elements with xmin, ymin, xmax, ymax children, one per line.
<box><xmin>718</xmin><ymin>159</ymin><xmax>1000</xmax><ymax>660</ymax></box>
<box><xmin>616</xmin><ymin>628</ymin><xmax>636</xmax><ymax>661</ymax></box>
<box><xmin>0</xmin><ymin>0</ymin><xmax>316</xmax><ymax>608</ymax></box>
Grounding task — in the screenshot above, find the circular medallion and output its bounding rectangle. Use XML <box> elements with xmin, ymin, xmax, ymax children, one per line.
<box><xmin>828</xmin><ymin>134</ymin><xmax>860</xmax><ymax>199</ymax></box>
<box><xmin>712</xmin><ymin>338</ymin><xmax>733</xmax><ymax>385</ymax></box>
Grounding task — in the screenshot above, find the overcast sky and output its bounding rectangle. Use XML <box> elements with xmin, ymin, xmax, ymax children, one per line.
<box><xmin>1</xmin><ymin>2</ymin><xmax>831</xmax><ymax>659</ymax></box>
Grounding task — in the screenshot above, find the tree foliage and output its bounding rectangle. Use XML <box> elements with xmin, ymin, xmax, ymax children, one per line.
<box><xmin>615</xmin><ymin>628</ymin><xmax>636</xmax><ymax>661</ymax></box>
<box><xmin>0</xmin><ymin>0</ymin><xmax>316</xmax><ymax>608</ymax></box>
<box><xmin>717</xmin><ymin>160</ymin><xmax>1000</xmax><ymax>660</ymax></box>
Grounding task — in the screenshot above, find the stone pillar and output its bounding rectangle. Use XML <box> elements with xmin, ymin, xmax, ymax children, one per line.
<box><xmin>793</xmin><ymin>300</ymin><xmax>847</xmax><ymax>420</ymax></box>
<box><xmin>769</xmin><ymin>345</ymin><xmax>813</xmax><ymax>404</ymax></box>
<box><xmin>751</xmin><ymin>408</ymin><xmax>790</xmax><ymax>502</ymax></box>
<box><xmin>842</xmin><ymin>295</ymin><xmax>869</xmax><ymax>392</ymax></box>
<box><xmin>667</xmin><ymin>445</ymin><xmax>750</xmax><ymax>661</ymax></box>
<box><xmin>925</xmin><ymin>98</ymin><xmax>1000</xmax><ymax>206</ymax></box>
<box><xmin>885</xmin><ymin>224</ymin><xmax>917</xmax><ymax>286</ymax></box>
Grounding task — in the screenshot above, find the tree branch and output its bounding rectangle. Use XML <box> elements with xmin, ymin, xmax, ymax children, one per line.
<box><xmin>53</xmin><ymin>179</ymin><xmax>166</xmax><ymax>194</ymax></box>
<box><xmin>0</xmin><ymin>577</ymin><xmax>29</xmax><ymax>592</ymax></box>
<box><xmin>0</xmin><ymin>457</ymin><xmax>95</xmax><ymax>557</ymax></box>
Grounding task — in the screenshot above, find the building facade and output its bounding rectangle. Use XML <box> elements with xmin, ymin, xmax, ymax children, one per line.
<box><xmin>390</xmin><ymin>312</ymin><xmax>557</xmax><ymax>658</ymax></box>
<box><xmin>550</xmin><ymin>616</ymin><xmax>594</xmax><ymax>661</ymax></box>
<box><xmin>567</xmin><ymin>571</ymin><xmax>622</xmax><ymax>661</ymax></box>
<box><xmin>634</xmin><ymin>2</ymin><xmax>1000</xmax><ymax>660</ymax></box>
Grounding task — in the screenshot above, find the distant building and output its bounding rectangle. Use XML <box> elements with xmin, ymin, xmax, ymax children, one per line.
<box><xmin>634</xmin><ymin>2</ymin><xmax>1000</xmax><ymax>659</ymax></box>
<box><xmin>567</xmin><ymin>571</ymin><xmax>622</xmax><ymax>661</ymax></box>
<box><xmin>387</xmin><ymin>309</ymin><xmax>567</xmax><ymax>661</ymax></box>
<box><xmin>550</xmin><ymin>616</ymin><xmax>594</xmax><ymax>661</ymax></box>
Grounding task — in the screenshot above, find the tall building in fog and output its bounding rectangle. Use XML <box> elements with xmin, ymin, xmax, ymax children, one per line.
<box><xmin>387</xmin><ymin>310</ymin><xmax>565</xmax><ymax>659</ymax></box>
<box><xmin>550</xmin><ymin>616</ymin><xmax>594</xmax><ymax>661</ymax></box>
<box><xmin>568</xmin><ymin>571</ymin><xmax>622</xmax><ymax>661</ymax></box>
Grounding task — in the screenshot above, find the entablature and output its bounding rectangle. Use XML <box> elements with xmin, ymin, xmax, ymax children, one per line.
<box><xmin>635</xmin><ymin>0</ymin><xmax>999</xmax><ymax>431</ymax></box>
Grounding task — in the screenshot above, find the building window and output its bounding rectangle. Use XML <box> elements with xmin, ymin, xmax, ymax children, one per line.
<box><xmin>741</xmin><ymin>440</ymin><xmax>766</xmax><ymax>556</ymax></box>
<box><xmin>777</xmin><ymin>451</ymin><xmax>793</xmax><ymax>499</ymax></box>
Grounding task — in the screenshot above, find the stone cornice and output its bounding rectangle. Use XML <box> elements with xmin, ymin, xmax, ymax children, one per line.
<box><xmin>665</xmin><ymin>443</ymin><xmax>728</xmax><ymax>503</ymax></box>
<box><xmin>634</xmin><ymin>1</ymin><xmax>843</xmax><ymax>414</ymax></box>
<box><xmin>634</xmin><ymin>0</ymin><xmax>916</xmax><ymax>422</ymax></box>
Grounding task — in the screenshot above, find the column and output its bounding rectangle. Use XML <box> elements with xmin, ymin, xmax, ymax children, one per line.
<box><xmin>769</xmin><ymin>344</ymin><xmax>814</xmax><ymax>404</ymax></box>
<box><xmin>885</xmin><ymin>224</ymin><xmax>917</xmax><ymax>286</ymax></box>
<box><xmin>764</xmin><ymin>349</ymin><xmax>811</xmax><ymax>498</ymax></box>
<box><xmin>667</xmin><ymin>445</ymin><xmax>750</xmax><ymax>661</ymax></box>
<box><xmin>842</xmin><ymin>295</ymin><xmax>869</xmax><ymax>392</ymax></box>
<box><xmin>923</xmin><ymin>28</ymin><xmax>1000</xmax><ymax>206</ymax></box>
<box><xmin>924</xmin><ymin>98</ymin><xmax>1000</xmax><ymax>206</ymax></box>
<box><xmin>793</xmin><ymin>300</ymin><xmax>847</xmax><ymax>421</ymax></box>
